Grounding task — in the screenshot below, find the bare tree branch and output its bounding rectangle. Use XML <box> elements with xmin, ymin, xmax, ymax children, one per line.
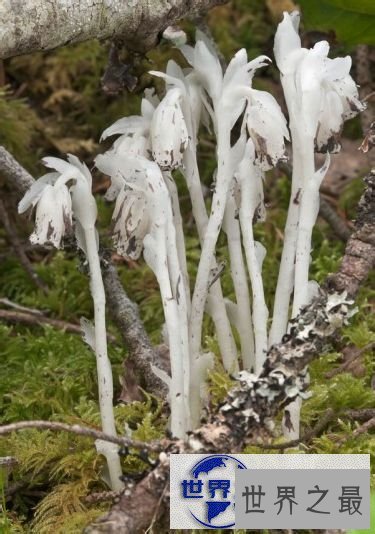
<box><xmin>86</xmin><ymin>171</ymin><xmax>375</xmax><ymax>533</ymax></box>
<box><xmin>0</xmin><ymin>420</ymin><xmax>163</xmax><ymax>452</ymax></box>
<box><xmin>102</xmin><ymin>261</ymin><xmax>167</xmax><ymax>399</ymax></box>
<box><xmin>0</xmin><ymin>0</ymin><xmax>226</xmax><ymax>60</ymax></box>
<box><xmin>0</xmin><ymin>146</ymin><xmax>34</xmax><ymax>194</ymax></box>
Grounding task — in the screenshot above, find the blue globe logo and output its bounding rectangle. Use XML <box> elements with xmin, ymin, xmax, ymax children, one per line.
<box><xmin>183</xmin><ymin>454</ymin><xmax>247</xmax><ymax>529</ymax></box>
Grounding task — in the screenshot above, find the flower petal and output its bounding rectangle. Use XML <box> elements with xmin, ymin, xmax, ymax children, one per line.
<box><xmin>112</xmin><ymin>189</ymin><xmax>149</xmax><ymax>260</ymax></box>
<box><xmin>100</xmin><ymin>116</ymin><xmax>149</xmax><ymax>141</ymax></box>
<box><xmin>18</xmin><ymin>172</ymin><xmax>59</xmax><ymax>213</ymax></box>
<box><xmin>150</xmin><ymin>88</ymin><xmax>188</xmax><ymax>170</ymax></box>
<box><xmin>193</xmin><ymin>39</ymin><xmax>223</xmax><ymax>102</ymax></box>
<box><xmin>315</xmin><ymin>90</ymin><xmax>344</xmax><ymax>152</ymax></box>
<box><xmin>30</xmin><ymin>184</ymin><xmax>70</xmax><ymax>248</ymax></box>
<box><xmin>274</xmin><ymin>11</ymin><xmax>301</xmax><ymax>74</ymax></box>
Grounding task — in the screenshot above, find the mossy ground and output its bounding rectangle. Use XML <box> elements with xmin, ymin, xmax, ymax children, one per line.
<box><xmin>0</xmin><ymin>1</ymin><xmax>374</xmax><ymax>532</ymax></box>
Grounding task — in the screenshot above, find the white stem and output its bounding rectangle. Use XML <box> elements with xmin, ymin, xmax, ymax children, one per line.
<box><xmin>151</xmin><ymin>226</ymin><xmax>189</xmax><ymax>438</ymax></box>
<box><xmin>189</xmin><ymin>122</ymin><xmax>238</xmax><ymax>372</ymax></box>
<box><xmin>183</xmin><ymin>146</ymin><xmax>237</xmax><ymax>370</ymax></box>
<box><xmin>164</xmin><ymin>174</ymin><xmax>191</xmax><ymax>313</ymax></box>
<box><xmin>165</xmin><ymin>209</ymin><xmax>191</xmax><ymax>430</ymax></box>
<box><xmin>280</xmin><ymin>138</ymin><xmax>314</xmax><ymax>440</ymax></box>
<box><xmin>239</xmin><ymin>182</ymin><xmax>268</xmax><ymax>374</ymax></box>
<box><xmin>292</xmin><ymin>181</ymin><xmax>319</xmax><ymax>317</ymax></box>
<box><xmin>84</xmin><ymin>227</ymin><xmax>123</xmax><ymax>491</ymax></box>
<box><xmin>269</xmin><ymin>132</ymin><xmax>303</xmax><ymax>346</ymax></box>
<box><xmin>223</xmin><ymin>195</ymin><xmax>255</xmax><ymax>370</ymax></box>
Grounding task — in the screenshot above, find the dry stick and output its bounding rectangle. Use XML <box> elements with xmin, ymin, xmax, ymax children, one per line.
<box><xmin>346</xmin><ymin>408</ymin><xmax>375</xmax><ymax>421</ymax></box>
<box><xmin>0</xmin><ymin>144</ymin><xmax>165</xmax><ymax>399</ymax></box>
<box><xmin>0</xmin><ymin>300</ymin><xmax>118</xmax><ymax>343</ymax></box>
<box><xmin>325</xmin><ymin>341</ymin><xmax>375</xmax><ymax>379</ymax></box>
<box><xmin>0</xmin><ymin>309</ymin><xmax>86</xmax><ymax>336</ymax></box>
<box><xmin>337</xmin><ymin>417</ymin><xmax>375</xmax><ymax>446</ymax></box>
<box><xmin>254</xmin><ymin>408</ymin><xmax>336</xmax><ymax>450</ymax></box>
<box><xmin>0</xmin><ymin>297</ymin><xmax>43</xmax><ymax>315</ymax></box>
<box><xmin>0</xmin><ymin>198</ymin><xmax>48</xmax><ymax>292</ymax></box>
<box><xmin>318</xmin><ymin>197</ymin><xmax>351</xmax><ymax>242</ymax></box>
<box><xmin>256</xmin><ymin>406</ymin><xmax>375</xmax><ymax>451</ymax></box>
<box><xmin>102</xmin><ymin>261</ymin><xmax>167</xmax><ymax>398</ymax></box>
<box><xmin>0</xmin><ymin>420</ymin><xmax>164</xmax><ymax>453</ymax></box>
<box><xmin>86</xmin><ymin>170</ymin><xmax>375</xmax><ymax>534</ymax></box>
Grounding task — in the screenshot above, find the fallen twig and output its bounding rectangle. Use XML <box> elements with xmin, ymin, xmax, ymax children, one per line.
<box><xmin>0</xmin><ymin>420</ymin><xmax>164</xmax><ymax>453</ymax></box>
<box><xmin>255</xmin><ymin>408</ymin><xmax>336</xmax><ymax>450</ymax></box>
<box><xmin>325</xmin><ymin>341</ymin><xmax>375</xmax><ymax>379</ymax></box>
<box><xmin>336</xmin><ymin>417</ymin><xmax>375</xmax><ymax>446</ymax></box>
<box><xmin>0</xmin><ymin>308</ymin><xmax>117</xmax><ymax>344</ymax></box>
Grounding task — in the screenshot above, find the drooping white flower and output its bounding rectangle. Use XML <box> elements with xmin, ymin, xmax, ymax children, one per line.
<box><xmin>43</xmin><ymin>155</ymin><xmax>97</xmax><ymax>230</ymax></box>
<box><xmin>18</xmin><ymin>170</ymin><xmax>71</xmax><ymax>249</ymax></box>
<box><xmin>274</xmin><ymin>11</ymin><xmax>365</xmax><ymax>152</ymax></box>
<box><xmin>100</xmin><ymin>94</ymin><xmax>155</xmax><ymax>161</ymax></box>
<box><xmin>246</xmin><ymin>89</ymin><xmax>290</xmax><ymax>169</ymax></box>
<box><xmin>18</xmin><ymin>155</ymin><xmax>96</xmax><ymax>249</ymax></box>
<box><xmin>95</xmin><ymin>153</ymin><xmax>168</xmax><ymax>259</ymax></box>
<box><xmin>150</xmin><ymin>59</ymin><xmax>208</xmax><ymax>144</ymax></box>
<box><xmin>150</xmin><ymin>87</ymin><xmax>189</xmax><ymax>170</ymax></box>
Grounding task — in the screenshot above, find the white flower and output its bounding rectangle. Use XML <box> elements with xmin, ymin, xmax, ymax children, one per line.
<box><xmin>18</xmin><ymin>170</ymin><xmax>72</xmax><ymax>249</ymax></box>
<box><xmin>111</xmin><ymin>187</ymin><xmax>149</xmax><ymax>259</ymax></box>
<box><xmin>274</xmin><ymin>11</ymin><xmax>365</xmax><ymax>152</ymax></box>
<box><xmin>100</xmin><ymin>94</ymin><xmax>155</xmax><ymax>161</ymax></box>
<box><xmin>180</xmin><ymin>32</ymin><xmax>270</xmax><ymax>131</ymax></box>
<box><xmin>246</xmin><ymin>89</ymin><xmax>290</xmax><ymax>169</ymax></box>
<box><xmin>95</xmin><ymin>153</ymin><xmax>168</xmax><ymax>259</ymax></box>
<box><xmin>43</xmin><ymin>155</ymin><xmax>97</xmax><ymax>230</ymax></box>
<box><xmin>18</xmin><ymin>155</ymin><xmax>96</xmax><ymax>249</ymax></box>
<box><xmin>150</xmin><ymin>59</ymin><xmax>208</xmax><ymax>144</ymax></box>
<box><xmin>150</xmin><ymin>87</ymin><xmax>189</xmax><ymax>170</ymax></box>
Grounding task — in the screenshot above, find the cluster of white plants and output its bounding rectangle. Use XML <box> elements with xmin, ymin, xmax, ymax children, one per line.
<box><xmin>18</xmin><ymin>12</ymin><xmax>364</xmax><ymax>488</ymax></box>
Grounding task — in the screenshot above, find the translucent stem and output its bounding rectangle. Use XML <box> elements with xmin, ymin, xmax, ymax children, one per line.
<box><xmin>269</xmin><ymin>133</ymin><xmax>302</xmax><ymax>347</ymax></box>
<box><xmin>84</xmin><ymin>227</ymin><xmax>123</xmax><ymax>491</ymax></box>
<box><xmin>189</xmin><ymin>123</ymin><xmax>238</xmax><ymax>372</ymax></box>
<box><xmin>239</xmin><ymin>181</ymin><xmax>268</xmax><ymax>374</ymax></box>
<box><xmin>183</xmin><ymin>146</ymin><xmax>237</xmax><ymax>371</ymax></box>
<box><xmin>165</xmin><ymin>210</ymin><xmax>191</xmax><ymax>432</ymax></box>
<box><xmin>164</xmin><ymin>174</ymin><xmax>191</xmax><ymax>313</ymax></box>
<box><xmin>223</xmin><ymin>196</ymin><xmax>255</xmax><ymax>370</ymax></box>
<box><xmin>292</xmin><ymin>187</ymin><xmax>318</xmax><ymax>316</ymax></box>
<box><xmin>151</xmin><ymin>225</ymin><xmax>189</xmax><ymax>438</ymax></box>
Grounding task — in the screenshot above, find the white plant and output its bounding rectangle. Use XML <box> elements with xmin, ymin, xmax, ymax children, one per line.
<box><xmin>270</xmin><ymin>11</ymin><xmax>365</xmax><ymax>346</ymax></box>
<box><xmin>19</xmin><ymin>10</ymin><xmax>364</xmax><ymax>446</ymax></box>
<box><xmin>95</xmin><ymin>17</ymin><xmax>363</xmax><ymax>439</ymax></box>
<box><xmin>18</xmin><ymin>156</ymin><xmax>123</xmax><ymax>490</ymax></box>
<box><xmin>270</xmin><ymin>11</ymin><xmax>364</xmax><ymax>438</ymax></box>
